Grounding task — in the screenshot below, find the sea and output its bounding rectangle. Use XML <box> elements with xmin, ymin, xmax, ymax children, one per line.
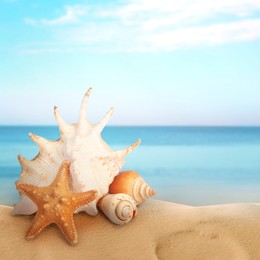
<box><xmin>0</xmin><ymin>126</ymin><xmax>260</xmax><ymax>206</ymax></box>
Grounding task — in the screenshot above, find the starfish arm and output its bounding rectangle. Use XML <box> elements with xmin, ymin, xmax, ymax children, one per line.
<box><xmin>16</xmin><ymin>182</ymin><xmax>43</xmax><ymax>207</ymax></box>
<box><xmin>71</xmin><ymin>190</ymin><xmax>98</xmax><ymax>211</ymax></box>
<box><xmin>17</xmin><ymin>161</ymin><xmax>97</xmax><ymax>246</ymax></box>
<box><xmin>26</xmin><ymin>211</ymin><xmax>51</xmax><ymax>240</ymax></box>
<box><xmin>56</xmin><ymin>214</ymin><xmax>78</xmax><ymax>246</ymax></box>
<box><xmin>52</xmin><ymin>160</ymin><xmax>71</xmax><ymax>190</ymax></box>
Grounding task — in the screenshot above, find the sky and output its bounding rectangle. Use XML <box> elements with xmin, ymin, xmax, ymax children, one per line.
<box><xmin>0</xmin><ymin>0</ymin><xmax>260</xmax><ymax>126</ymax></box>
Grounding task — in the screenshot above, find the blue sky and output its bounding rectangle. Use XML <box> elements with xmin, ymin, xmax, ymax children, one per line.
<box><xmin>0</xmin><ymin>0</ymin><xmax>260</xmax><ymax>126</ymax></box>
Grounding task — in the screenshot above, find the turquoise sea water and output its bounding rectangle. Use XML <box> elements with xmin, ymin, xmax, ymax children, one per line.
<box><xmin>0</xmin><ymin>126</ymin><xmax>260</xmax><ymax>206</ymax></box>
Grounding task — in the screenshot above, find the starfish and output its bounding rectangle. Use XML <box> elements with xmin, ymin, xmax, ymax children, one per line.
<box><xmin>16</xmin><ymin>160</ymin><xmax>97</xmax><ymax>245</ymax></box>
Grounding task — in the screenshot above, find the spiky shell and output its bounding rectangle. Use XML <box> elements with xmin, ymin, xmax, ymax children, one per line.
<box><xmin>12</xmin><ymin>88</ymin><xmax>140</xmax><ymax>216</ymax></box>
<box><xmin>98</xmin><ymin>193</ymin><xmax>137</xmax><ymax>225</ymax></box>
<box><xmin>109</xmin><ymin>171</ymin><xmax>156</xmax><ymax>205</ymax></box>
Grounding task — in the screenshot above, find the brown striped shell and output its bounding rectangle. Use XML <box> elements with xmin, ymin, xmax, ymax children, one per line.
<box><xmin>109</xmin><ymin>171</ymin><xmax>156</xmax><ymax>205</ymax></box>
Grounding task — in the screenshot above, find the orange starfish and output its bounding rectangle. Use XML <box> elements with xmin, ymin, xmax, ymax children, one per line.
<box><xmin>16</xmin><ymin>160</ymin><xmax>97</xmax><ymax>245</ymax></box>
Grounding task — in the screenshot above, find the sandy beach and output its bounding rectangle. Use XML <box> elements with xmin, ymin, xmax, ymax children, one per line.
<box><xmin>0</xmin><ymin>200</ymin><xmax>259</xmax><ymax>259</ymax></box>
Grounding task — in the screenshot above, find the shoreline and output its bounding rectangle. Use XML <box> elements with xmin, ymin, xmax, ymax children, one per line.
<box><xmin>0</xmin><ymin>200</ymin><xmax>260</xmax><ymax>259</ymax></box>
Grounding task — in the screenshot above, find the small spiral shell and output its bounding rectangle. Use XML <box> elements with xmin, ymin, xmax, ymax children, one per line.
<box><xmin>109</xmin><ymin>171</ymin><xmax>156</xmax><ymax>205</ymax></box>
<box><xmin>98</xmin><ymin>193</ymin><xmax>137</xmax><ymax>225</ymax></box>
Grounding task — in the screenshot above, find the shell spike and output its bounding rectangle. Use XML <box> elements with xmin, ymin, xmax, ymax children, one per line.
<box><xmin>117</xmin><ymin>139</ymin><xmax>141</xmax><ymax>157</ymax></box>
<box><xmin>95</xmin><ymin>107</ymin><xmax>114</xmax><ymax>133</ymax></box>
<box><xmin>28</xmin><ymin>132</ymin><xmax>48</xmax><ymax>150</ymax></box>
<box><xmin>77</xmin><ymin>87</ymin><xmax>92</xmax><ymax>126</ymax></box>
<box><xmin>17</xmin><ymin>154</ymin><xmax>30</xmax><ymax>169</ymax></box>
<box><xmin>54</xmin><ymin>106</ymin><xmax>68</xmax><ymax>135</ymax></box>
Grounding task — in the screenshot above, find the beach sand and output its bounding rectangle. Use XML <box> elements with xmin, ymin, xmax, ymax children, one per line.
<box><xmin>0</xmin><ymin>200</ymin><xmax>260</xmax><ymax>259</ymax></box>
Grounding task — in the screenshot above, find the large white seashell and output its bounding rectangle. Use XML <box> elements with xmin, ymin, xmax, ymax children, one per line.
<box><xmin>12</xmin><ymin>88</ymin><xmax>140</xmax><ymax>216</ymax></box>
<box><xmin>98</xmin><ymin>193</ymin><xmax>137</xmax><ymax>225</ymax></box>
<box><xmin>109</xmin><ymin>171</ymin><xmax>156</xmax><ymax>205</ymax></box>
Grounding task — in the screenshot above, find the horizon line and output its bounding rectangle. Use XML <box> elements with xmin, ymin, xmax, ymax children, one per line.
<box><xmin>1</xmin><ymin>124</ymin><xmax>260</xmax><ymax>128</ymax></box>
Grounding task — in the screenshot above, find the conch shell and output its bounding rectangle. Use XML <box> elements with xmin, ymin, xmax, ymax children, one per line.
<box><xmin>12</xmin><ymin>88</ymin><xmax>140</xmax><ymax>216</ymax></box>
<box><xmin>109</xmin><ymin>171</ymin><xmax>156</xmax><ymax>205</ymax></box>
<box><xmin>98</xmin><ymin>193</ymin><xmax>137</xmax><ymax>225</ymax></box>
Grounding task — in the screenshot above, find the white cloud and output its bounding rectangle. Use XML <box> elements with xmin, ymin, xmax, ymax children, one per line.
<box><xmin>22</xmin><ymin>0</ymin><xmax>260</xmax><ymax>53</ymax></box>
<box><xmin>138</xmin><ymin>19</ymin><xmax>260</xmax><ymax>51</ymax></box>
<box><xmin>41</xmin><ymin>5</ymin><xmax>86</xmax><ymax>26</ymax></box>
